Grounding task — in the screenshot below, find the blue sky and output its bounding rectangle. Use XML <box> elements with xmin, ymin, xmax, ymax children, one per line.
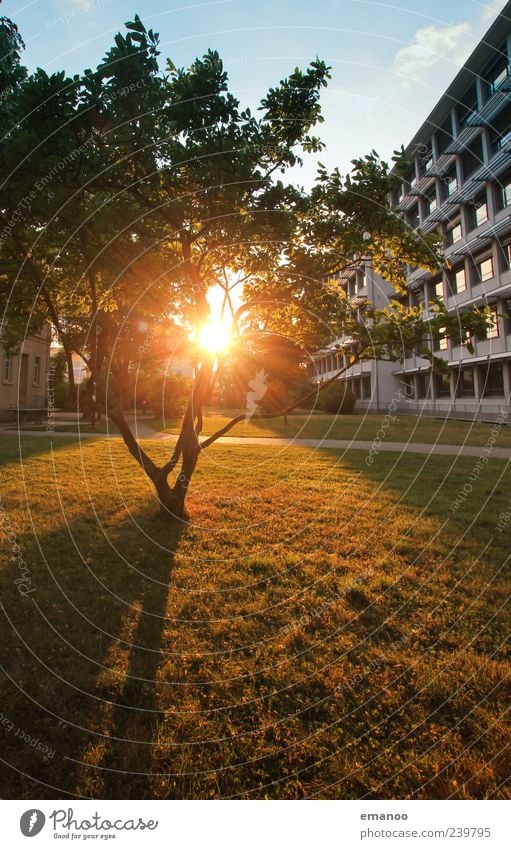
<box><xmin>4</xmin><ymin>0</ymin><xmax>510</xmax><ymax>181</ymax></box>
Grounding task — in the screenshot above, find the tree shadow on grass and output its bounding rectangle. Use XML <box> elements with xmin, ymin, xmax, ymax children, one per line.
<box><xmin>0</xmin><ymin>501</ymin><xmax>185</xmax><ymax>800</ymax></box>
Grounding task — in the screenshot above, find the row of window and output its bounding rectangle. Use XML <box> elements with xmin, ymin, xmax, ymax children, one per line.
<box><xmin>2</xmin><ymin>354</ymin><xmax>42</xmax><ymax>386</ymax></box>
<box><xmin>400</xmin><ymin>42</ymin><xmax>511</xmax><ymax>193</ymax></box>
<box><xmin>405</xmin><ymin>173</ymin><xmax>511</xmax><ymax>233</ymax></box>
<box><xmin>415</xmin><ymin>255</ymin><xmax>511</xmax><ymax>302</ymax></box>
<box><xmin>402</xmin><ymin>362</ymin><xmax>508</xmax><ymax>400</ymax></box>
<box><xmin>315</xmin><ymin>362</ymin><xmax>509</xmax><ymax>403</ymax></box>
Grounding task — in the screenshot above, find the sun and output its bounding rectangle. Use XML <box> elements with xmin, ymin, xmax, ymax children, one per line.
<box><xmin>197</xmin><ymin>317</ymin><xmax>232</xmax><ymax>355</ymax></box>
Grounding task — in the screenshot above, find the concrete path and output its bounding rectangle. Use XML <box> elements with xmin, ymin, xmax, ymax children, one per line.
<box><xmin>2</xmin><ymin>420</ymin><xmax>511</xmax><ymax>459</ymax></box>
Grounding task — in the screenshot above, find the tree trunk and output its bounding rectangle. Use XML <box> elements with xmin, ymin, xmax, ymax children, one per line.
<box><xmin>64</xmin><ymin>347</ymin><xmax>77</xmax><ymax>406</ymax></box>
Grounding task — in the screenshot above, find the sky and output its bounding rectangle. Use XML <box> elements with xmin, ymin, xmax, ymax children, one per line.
<box><xmin>4</xmin><ymin>0</ymin><xmax>510</xmax><ymax>183</ymax></box>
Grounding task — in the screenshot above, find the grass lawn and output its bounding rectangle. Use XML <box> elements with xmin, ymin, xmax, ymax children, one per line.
<box><xmin>0</xmin><ymin>434</ymin><xmax>510</xmax><ymax>799</ymax></box>
<box><xmin>17</xmin><ymin>410</ymin><xmax>511</xmax><ymax>448</ymax></box>
<box><xmin>160</xmin><ymin>410</ymin><xmax>511</xmax><ymax>447</ymax></box>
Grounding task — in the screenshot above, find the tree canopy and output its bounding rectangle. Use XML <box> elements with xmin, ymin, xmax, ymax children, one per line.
<box><xmin>0</xmin><ymin>13</ymin><xmax>489</xmax><ymax>517</ymax></box>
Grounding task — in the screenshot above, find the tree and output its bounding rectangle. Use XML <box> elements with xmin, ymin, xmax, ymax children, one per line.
<box><xmin>0</xmin><ymin>15</ymin><xmax>490</xmax><ymax>518</ymax></box>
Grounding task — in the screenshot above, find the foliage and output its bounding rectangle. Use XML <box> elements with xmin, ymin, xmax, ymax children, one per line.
<box><xmin>143</xmin><ymin>371</ymin><xmax>192</xmax><ymax>419</ymax></box>
<box><xmin>0</xmin><ymin>12</ymin><xmax>490</xmax><ymax>514</ymax></box>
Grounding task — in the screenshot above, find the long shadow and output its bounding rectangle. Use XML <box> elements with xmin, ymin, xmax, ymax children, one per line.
<box><xmin>0</xmin><ymin>500</ymin><xmax>184</xmax><ymax>799</ymax></box>
<box><xmin>0</xmin><ymin>433</ymin><xmax>83</xmax><ymax>467</ymax></box>
<box><xmin>87</xmin><ymin>522</ymin><xmax>184</xmax><ymax>799</ymax></box>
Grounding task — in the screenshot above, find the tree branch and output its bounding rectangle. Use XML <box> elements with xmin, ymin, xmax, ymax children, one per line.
<box><xmin>200</xmin><ymin>347</ymin><xmax>367</xmax><ymax>450</ymax></box>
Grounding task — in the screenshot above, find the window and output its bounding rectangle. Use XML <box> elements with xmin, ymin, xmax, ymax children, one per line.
<box><xmin>450</xmin><ymin>266</ymin><xmax>467</xmax><ymax>295</ymax></box>
<box><xmin>434</xmin><ymin>326</ymin><xmax>448</xmax><ymax>351</ymax></box>
<box><xmin>489</xmin><ymin>110</ymin><xmax>511</xmax><ymax>153</ymax></box>
<box><xmin>407</xmin><ymin>204</ymin><xmax>419</xmax><ymax>230</ymax></box>
<box><xmin>435</xmin><ymin>372</ymin><xmax>451</xmax><ymax>397</ymax></box>
<box><xmin>416</xmin><ymin>373</ymin><xmax>432</xmax><ymax>399</ymax></box>
<box><xmin>474</xmin><ymin>255</ymin><xmax>494</xmax><ymax>283</ymax></box>
<box><xmin>361</xmin><ymin>376</ymin><xmax>371</xmax><ymax>400</ymax></box>
<box><xmin>424</xmin><ymin>186</ymin><xmax>437</xmax><ymax>216</ymax></box>
<box><xmin>498</xmin><ymin>241</ymin><xmax>511</xmax><ymax>272</ymax></box>
<box><xmin>430</xmin><ymin>279</ymin><xmax>444</xmax><ymax>301</ymax></box>
<box><xmin>400</xmin><ymin>378</ymin><xmax>415</xmax><ymax>399</ymax></box>
<box><xmin>3</xmin><ymin>356</ymin><xmax>12</xmax><ymax>383</ymax></box>
<box><xmin>436</xmin><ymin>114</ymin><xmax>453</xmax><ymax>155</ymax></box>
<box><xmin>481</xmin><ymin>362</ymin><xmax>504</xmax><ymax>397</ymax></box>
<box><xmin>455</xmin><ymin>367</ymin><xmax>475</xmax><ymax>398</ymax></box>
<box><xmin>439</xmin><ymin>333</ymin><xmax>449</xmax><ymax>351</ymax></box>
<box><xmin>504</xmin><ymin>299</ymin><xmax>511</xmax><ymax>334</ymax></box>
<box><xmin>33</xmin><ymin>356</ymin><xmax>41</xmax><ymax>387</ymax></box>
<box><xmin>461</xmin><ymin>136</ymin><xmax>484</xmax><ymax>179</ymax></box>
<box><xmin>499</xmin><ymin>174</ymin><xmax>511</xmax><ymax>209</ymax></box>
<box><xmin>443</xmin><ymin>166</ymin><xmax>457</xmax><ymax>199</ymax></box>
<box><xmin>446</xmin><ymin>220</ymin><xmax>462</xmax><ymax>246</ymax></box>
<box><xmin>406</xmin><ymin>168</ymin><xmax>417</xmax><ymax>191</ymax></box>
<box><xmin>485</xmin><ymin>305</ymin><xmax>500</xmax><ymax>339</ymax></box>
<box><xmin>456</xmin><ymin>84</ymin><xmax>479</xmax><ymax>129</ymax></box>
<box><xmin>471</xmin><ymin>194</ymin><xmax>489</xmax><ymax>228</ymax></box>
<box><xmin>484</xmin><ymin>45</ymin><xmax>509</xmax><ymax>96</ymax></box>
<box><xmin>446</xmin><ymin>174</ymin><xmax>458</xmax><ymax>196</ymax></box>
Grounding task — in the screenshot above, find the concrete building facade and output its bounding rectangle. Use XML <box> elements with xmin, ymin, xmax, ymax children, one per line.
<box><xmin>0</xmin><ymin>325</ymin><xmax>51</xmax><ymax>421</ymax></box>
<box><xmin>312</xmin><ymin>2</ymin><xmax>511</xmax><ymax>422</ymax></box>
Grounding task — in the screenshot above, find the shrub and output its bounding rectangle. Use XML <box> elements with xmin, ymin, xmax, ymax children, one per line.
<box><xmin>298</xmin><ymin>380</ymin><xmax>356</xmax><ymax>414</ymax></box>
<box><xmin>145</xmin><ymin>372</ymin><xmax>192</xmax><ymax>419</ymax></box>
<box><xmin>317</xmin><ymin>381</ymin><xmax>357</xmax><ymax>414</ymax></box>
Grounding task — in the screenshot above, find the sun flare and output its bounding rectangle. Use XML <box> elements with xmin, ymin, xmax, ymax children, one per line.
<box><xmin>197</xmin><ymin>317</ymin><xmax>232</xmax><ymax>355</ymax></box>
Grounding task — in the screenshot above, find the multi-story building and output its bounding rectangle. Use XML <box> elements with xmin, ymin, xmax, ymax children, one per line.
<box><xmin>312</xmin><ymin>2</ymin><xmax>511</xmax><ymax>421</ymax></box>
<box><xmin>0</xmin><ymin>326</ymin><xmax>51</xmax><ymax>421</ymax></box>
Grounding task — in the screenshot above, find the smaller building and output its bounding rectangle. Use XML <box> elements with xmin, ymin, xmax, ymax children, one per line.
<box><xmin>0</xmin><ymin>325</ymin><xmax>52</xmax><ymax>421</ymax></box>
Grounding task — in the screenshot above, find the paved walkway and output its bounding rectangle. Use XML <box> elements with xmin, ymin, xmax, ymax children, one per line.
<box><xmin>2</xmin><ymin>419</ymin><xmax>511</xmax><ymax>459</ymax></box>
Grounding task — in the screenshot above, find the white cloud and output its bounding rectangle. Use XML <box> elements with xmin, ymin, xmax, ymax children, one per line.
<box><xmin>480</xmin><ymin>0</ymin><xmax>508</xmax><ymax>21</ymax></box>
<box><xmin>70</xmin><ymin>0</ymin><xmax>93</xmax><ymax>11</ymax></box>
<box><xmin>392</xmin><ymin>22</ymin><xmax>472</xmax><ymax>82</ymax></box>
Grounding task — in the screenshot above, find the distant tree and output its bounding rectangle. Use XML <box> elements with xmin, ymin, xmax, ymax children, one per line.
<box><xmin>0</xmin><ymin>15</ymin><xmax>490</xmax><ymax>518</ymax></box>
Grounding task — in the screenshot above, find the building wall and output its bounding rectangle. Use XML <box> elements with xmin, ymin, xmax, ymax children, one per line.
<box><xmin>0</xmin><ymin>326</ymin><xmax>51</xmax><ymax>420</ymax></box>
<box><xmin>313</xmin><ymin>3</ymin><xmax>511</xmax><ymax>422</ymax></box>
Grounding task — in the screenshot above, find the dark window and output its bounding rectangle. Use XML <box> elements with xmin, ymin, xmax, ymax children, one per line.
<box><xmin>455</xmin><ymin>367</ymin><xmax>475</xmax><ymax>397</ymax></box>
<box><xmin>437</xmin><ymin>114</ymin><xmax>454</xmax><ymax>155</ymax></box>
<box><xmin>497</xmin><ymin>172</ymin><xmax>511</xmax><ymax>209</ymax></box>
<box><xmin>481</xmin><ymin>362</ymin><xmax>505</xmax><ymax>397</ymax></box>
<box><xmin>489</xmin><ymin>110</ymin><xmax>511</xmax><ymax>153</ymax></box>
<box><xmin>417</xmin><ymin>140</ymin><xmax>434</xmax><ymax>175</ymax></box>
<box><xmin>497</xmin><ymin>241</ymin><xmax>511</xmax><ymax>272</ymax></box>
<box><xmin>406</xmin><ymin>203</ymin><xmax>419</xmax><ymax>229</ymax></box>
<box><xmin>401</xmin><ymin>378</ymin><xmax>415</xmax><ymax>399</ymax></box>
<box><xmin>484</xmin><ymin>44</ymin><xmax>509</xmax><ymax>97</ymax></box>
<box><xmin>406</xmin><ymin>167</ymin><xmax>417</xmax><ymax>191</ymax></box>
<box><xmin>435</xmin><ymin>372</ymin><xmax>451</xmax><ymax>397</ymax></box>
<box><xmin>456</xmin><ymin>84</ymin><xmax>479</xmax><ymax>129</ymax></box>
<box><xmin>461</xmin><ymin>135</ymin><xmax>484</xmax><ymax>178</ymax></box>
<box><xmin>361</xmin><ymin>376</ymin><xmax>371</xmax><ymax>400</ymax></box>
<box><xmin>423</xmin><ymin>185</ymin><xmax>437</xmax><ymax>216</ymax></box>
<box><xmin>443</xmin><ymin>167</ymin><xmax>458</xmax><ymax>199</ymax></box>
<box><xmin>416</xmin><ymin>373</ymin><xmax>432</xmax><ymax>399</ymax></box>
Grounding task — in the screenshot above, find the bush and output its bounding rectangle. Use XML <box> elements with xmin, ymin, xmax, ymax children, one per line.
<box><xmin>298</xmin><ymin>381</ymin><xmax>356</xmax><ymax>414</ymax></box>
<box><xmin>144</xmin><ymin>372</ymin><xmax>192</xmax><ymax>419</ymax></box>
<box><xmin>317</xmin><ymin>381</ymin><xmax>357</xmax><ymax>414</ymax></box>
